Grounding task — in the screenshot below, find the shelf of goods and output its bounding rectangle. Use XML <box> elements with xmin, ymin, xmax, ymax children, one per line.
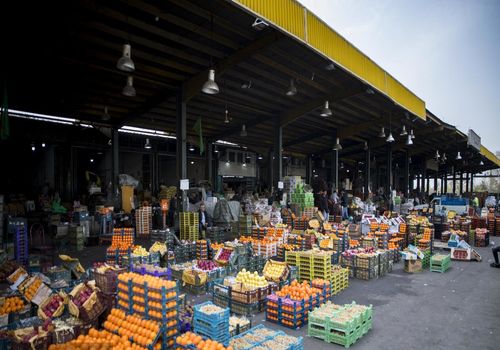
<box><xmin>180</xmin><ymin>212</ymin><xmax>199</xmax><ymax>241</ymax></box>
<box><xmin>430</xmin><ymin>254</ymin><xmax>451</xmax><ymax>273</ymax></box>
<box><xmin>308</xmin><ymin>301</ymin><xmax>372</xmax><ymax>348</ymax></box>
<box><xmin>135</xmin><ymin>206</ymin><xmax>152</xmax><ymax>236</ymax></box>
<box><xmin>228</xmin><ymin>324</ymin><xmax>303</xmax><ymax>350</ymax></box>
<box><xmin>206</xmin><ymin>227</ymin><xmax>225</xmax><ymax>243</ymax></box>
<box><xmin>212</xmin><ymin>272</ymin><xmax>278</xmax><ymax>316</ymax></box>
<box><xmin>265</xmin><ymin>279</ymin><xmax>331</xmax><ymax>329</ymax></box>
<box><xmin>116</xmin><ymin>272</ymin><xmax>180</xmax><ymax>347</ymax></box>
<box><xmin>193</xmin><ymin>301</ymin><xmax>230</xmax><ymax>345</ymax></box>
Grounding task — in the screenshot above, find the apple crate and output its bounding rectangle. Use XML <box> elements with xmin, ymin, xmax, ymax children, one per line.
<box><xmin>37</xmin><ymin>293</ymin><xmax>65</xmax><ymax>320</ymax></box>
<box><xmin>94</xmin><ymin>267</ymin><xmax>127</xmax><ymax>294</ymax></box>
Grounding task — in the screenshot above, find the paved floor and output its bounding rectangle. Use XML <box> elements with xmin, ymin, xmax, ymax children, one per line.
<box><xmin>66</xmin><ymin>242</ymin><xmax>500</xmax><ymax>350</ymax></box>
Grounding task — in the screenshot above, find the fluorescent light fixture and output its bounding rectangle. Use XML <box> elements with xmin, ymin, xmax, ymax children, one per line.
<box><xmin>320</xmin><ymin>100</ymin><xmax>332</xmax><ymax>117</ymax></box>
<box><xmin>202</xmin><ymin>69</ymin><xmax>219</xmax><ymax>95</ymax></box>
<box><xmin>286</xmin><ymin>79</ymin><xmax>297</xmax><ymax>96</ymax></box>
<box><xmin>9</xmin><ymin>109</ymin><xmax>76</xmax><ymax>125</ymax></box>
<box><xmin>400</xmin><ymin>125</ymin><xmax>407</xmax><ymax>136</ymax></box>
<box><xmin>119</xmin><ymin>126</ymin><xmax>176</xmax><ymax>139</ymax></box>
<box><xmin>379</xmin><ymin>127</ymin><xmax>386</xmax><ymax>138</ymax></box>
<box><xmin>144</xmin><ymin>138</ymin><xmax>152</xmax><ymax>149</ymax></box>
<box><xmin>122</xmin><ymin>76</ymin><xmax>136</xmax><ymax>97</ymax></box>
<box><xmin>216</xmin><ymin>140</ymin><xmax>239</xmax><ymax>146</ymax></box>
<box><xmin>116</xmin><ymin>44</ymin><xmax>135</xmax><ymax>72</ymax></box>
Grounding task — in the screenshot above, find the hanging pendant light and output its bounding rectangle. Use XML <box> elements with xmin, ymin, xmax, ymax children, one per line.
<box><xmin>144</xmin><ymin>138</ymin><xmax>152</xmax><ymax>149</ymax></box>
<box><xmin>363</xmin><ymin>141</ymin><xmax>368</xmax><ymax>150</ymax></box>
<box><xmin>435</xmin><ymin>150</ymin><xmax>440</xmax><ymax>160</ymax></box>
<box><xmin>258</xmin><ymin>154</ymin><xmax>263</xmax><ymax>160</ymax></box>
<box><xmin>340</xmin><ymin>162</ymin><xmax>344</xmax><ymax>169</ymax></box>
<box><xmin>400</xmin><ymin>125</ymin><xmax>407</xmax><ymax>136</ymax></box>
<box><xmin>333</xmin><ymin>137</ymin><xmax>342</xmax><ymax>151</ymax></box>
<box><xmin>456</xmin><ymin>151</ymin><xmax>462</xmax><ymax>160</ymax></box>
<box><xmin>189</xmin><ymin>144</ymin><xmax>195</xmax><ymax>152</ymax></box>
<box><xmin>241</xmin><ymin>81</ymin><xmax>252</xmax><ymax>89</ymax></box>
<box><xmin>117</xmin><ymin>44</ymin><xmax>135</xmax><ymax>72</ymax></box>
<box><xmin>378</xmin><ymin>127</ymin><xmax>386</xmax><ymax>138</ymax></box>
<box><xmin>240</xmin><ymin>124</ymin><xmax>247</xmax><ymax>137</ymax></box>
<box><xmin>224</xmin><ymin>109</ymin><xmax>230</xmax><ymax>124</ymax></box>
<box><xmin>405</xmin><ymin>134</ymin><xmax>413</xmax><ymax>146</ymax></box>
<box><xmin>386</xmin><ymin>131</ymin><xmax>395</xmax><ymax>143</ymax></box>
<box><xmin>441</xmin><ymin>153</ymin><xmax>447</xmax><ymax>163</ymax></box>
<box><xmin>286</xmin><ymin>78</ymin><xmax>297</xmax><ymax>96</ymax></box>
<box><xmin>410</xmin><ymin>129</ymin><xmax>415</xmax><ymax>139</ymax></box>
<box><xmin>480</xmin><ymin>160</ymin><xmax>484</xmax><ymax>166</ymax></box>
<box><xmin>408</xmin><ymin>157</ymin><xmax>412</xmax><ymax>164</ymax></box>
<box><xmin>214</xmin><ymin>145</ymin><xmax>219</xmax><ymax>153</ymax></box>
<box><xmin>320</xmin><ymin>100</ymin><xmax>332</xmax><ymax>117</ymax></box>
<box><xmin>202</xmin><ymin>69</ymin><xmax>219</xmax><ymax>94</ymax></box>
<box><xmin>102</xmin><ymin>106</ymin><xmax>111</xmax><ymax>121</ymax></box>
<box><xmin>122</xmin><ymin>76</ymin><xmax>136</xmax><ymax>97</ymax></box>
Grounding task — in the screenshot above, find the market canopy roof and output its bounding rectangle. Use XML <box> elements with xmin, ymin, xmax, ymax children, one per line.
<box><xmin>3</xmin><ymin>0</ymin><xmax>499</xmax><ymax>171</ymax></box>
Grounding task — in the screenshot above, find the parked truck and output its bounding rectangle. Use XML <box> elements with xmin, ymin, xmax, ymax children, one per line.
<box><xmin>430</xmin><ymin>196</ymin><xmax>469</xmax><ymax>215</ymax></box>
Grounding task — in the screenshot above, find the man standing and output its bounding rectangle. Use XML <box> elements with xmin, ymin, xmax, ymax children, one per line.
<box><xmin>472</xmin><ymin>194</ymin><xmax>480</xmax><ymax>215</ymax></box>
<box><xmin>341</xmin><ymin>190</ymin><xmax>349</xmax><ymax>219</ymax></box>
<box><xmin>198</xmin><ymin>203</ymin><xmax>212</xmax><ymax>238</ymax></box>
<box><xmin>318</xmin><ymin>190</ymin><xmax>328</xmax><ymax>222</ymax></box>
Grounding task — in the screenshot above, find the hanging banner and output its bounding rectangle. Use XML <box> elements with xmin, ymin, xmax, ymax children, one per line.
<box><xmin>467</xmin><ymin>129</ymin><xmax>481</xmax><ymax>151</ymax></box>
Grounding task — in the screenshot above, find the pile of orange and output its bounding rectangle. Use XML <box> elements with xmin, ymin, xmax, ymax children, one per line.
<box><xmin>0</xmin><ymin>296</ymin><xmax>24</xmax><ymax>314</ymax></box>
<box><xmin>175</xmin><ymin>332</ymin><xmax>234</xmax><ymax>350</ymax></box>
<box><xmin>24</xmin><ymin>278</ymin><xmax>42</xmax><ymax>300</ymax></box>
<box><xmin>48</xmin><ymin>328</ymin><xmax>159</xmax><ymax>350</ymax></box>
<box><xmin>275</xmin><ymin>280</ymin><xmax>321</xmax><ymax>301</ymax></box>
<box><xmin>118</xmin><ymin>272</ymin><xmax>176</xmax><ymax>291</ymax></box>
<box><xmin>103</xmin><ymin>309</ymin><xmax>161</xmax><ymax>347</ymax></box>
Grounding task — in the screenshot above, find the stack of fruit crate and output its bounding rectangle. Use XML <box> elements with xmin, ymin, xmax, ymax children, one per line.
<box><xmin>179</xmin><ymin>212</ymin><xmax>199</xmax><ymax>241</ymax></box>
<box><xmin>239</xmin><ymin>215</ymin><xmax>253</xmax><ymax>236</ymax></box>
<box><xmin>193</xmin><ymin>301</ymin><xmax>230</xmax><ymax>345</ymax></box>
<box><xmin>135</xmin><ymin>206</ymin><xmax>152</xmax><ymax>236</ymax></box>
<box><xmin>313</xmin><ymin>253</ymin><xmax>332</xmax><ymax>281</ymax></box>
<box><xmin>430</xmin><ymin>254</ymin><xmax>451</xmax><ymax>273</ymax></box>
<box><xmin>331</xmin><ymin>266</ymin><xmax>349</xmax><ymax>295</ymax></box>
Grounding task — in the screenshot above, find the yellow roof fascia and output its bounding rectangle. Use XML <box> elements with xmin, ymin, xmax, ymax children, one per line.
<box><xmin>232</xmin><ymin>0</ymin><xmax>426</xmax><ymax>120</ymax></box>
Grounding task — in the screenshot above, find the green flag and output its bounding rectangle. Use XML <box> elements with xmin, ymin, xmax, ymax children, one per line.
<box><xmin>192</xmin><ymin>117</ymin><xmax>204</xmax><ymax>155</ymax></box>
<box><xmin>0</xmin><ymin>81</ymin><xmax>9</xmax><ymax>140</ymax></box>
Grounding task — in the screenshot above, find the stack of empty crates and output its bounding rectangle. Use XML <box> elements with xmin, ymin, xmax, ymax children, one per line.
<box><xmin>135</xmin><ymin>206</ymin><xmax>152</xmax><ymax>236</ymax></box>
<box><xmin>69</xmin><ymin>225</ymin><xmax>85</xmax><ymax>251</ymax></box>
<box><xmin>180</xmin><ymin>212</ymin><xmax>199</xmax><ymax>241</ymax></box>
<box><xmin>238</xmin><ymin>215</ymin><xmax>252</xmax><ymax>236</ymax></box>
<box><xmin>11</xmin><ymin>218</ymin><xmax>28</xmax><ymax>266</ymax></box>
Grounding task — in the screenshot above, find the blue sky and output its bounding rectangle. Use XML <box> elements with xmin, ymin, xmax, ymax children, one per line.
<box><xmin>300</xmin><ymin>0</ymin><xmax>500</xmax><ymax>154</ymax></box>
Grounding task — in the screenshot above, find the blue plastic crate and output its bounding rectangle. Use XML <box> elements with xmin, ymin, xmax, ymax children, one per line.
<box><xmin>193</xmin><ymin>301</ymin><xmax>230</xmax><ymax>323</ymax></box>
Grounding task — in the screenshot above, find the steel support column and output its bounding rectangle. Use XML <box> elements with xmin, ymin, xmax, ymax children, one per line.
<box><xmin>331</xmin><ymin>130</ymin><xmax>338</xmax><ymax>190</ymax></box>
<box><xmin>470</xmin><ymin>173</ymin><xmax>474</xmax><ymax>192</ymax></box>
<box><xmin>386</xmin><ymin>144</ymin><xmax>392</xmax><ymax>199</ymax></box>
<box><xmin>434</xmin><ymin>173</ymin><xmax>438</xmax><ymax>194</ymax></box>
<box><xmin>465</xmin><ymin>172</ymin><xmax>469</xmax><ymax>193</ymax></box>
<box><xmin>267</xmin><ymin>149</ymin><xmax>274</xmax><ymax>190</ymax></box>
<box><xmin>176</xmin><ymin>91</ymin><xmax>187</xmax><ymax>210</ymax></box>
<box><xmin>364</xmin><ymin>145</ymin><xmax>371</xmax><ymax>199</ymax></box>
<box><xmin>112</xmin><ymin>128</ymin><xmax>119</xmax><ymax>196</ymax></box>
<box><xmin>422</xmin><ymin>167</ymin><xmax>427</xmax><ymax>194</ymax></box>
<box><xmin>459</xmin><ymin>172</ymin><xmax>463</xmax><ymax>195</ymax></box>
<box><xmin>444</xmin><ymin>172</ymin><xmax>448</xmax><ymax>193</ymax></box>
<box><xmin>403</xmin><ymin>151</ymin><xmax>410</xmax><ymax>197</ymax></box>
<box><xmin>452</xmin><ymin>167</ymin><xmax>456</xmax><ymax>194</ymax></box>
<box><xmin>207</xmin><ymin>142</ymin><xmax>213</xmax><ymax>185</ymax></box>
<box><xmin>305</xmin><ymin>154</ymin><xmax>312</xmax><ymax>184</ymax></box>
<box><xmin>273</xmin><ymin>119</ymin><xmax>282</xmax><ymax>189</ymax></box>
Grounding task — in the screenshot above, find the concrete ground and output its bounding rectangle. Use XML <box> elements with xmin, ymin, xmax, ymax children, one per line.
<box><xmin>66</xmin><ymin>241</ymin><xmax>500</xmax><ymax>350</ymax></box>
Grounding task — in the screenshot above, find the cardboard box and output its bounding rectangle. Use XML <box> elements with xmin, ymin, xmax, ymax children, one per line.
<box><xmin>451</xmin><ymin>248</ymin><xmax>471</xmax><ymax>261</ymax></box>
<box><xmin>404</xmin><ymin>259</ymin><xmax>422</xmax><ymax>273</ymax></box>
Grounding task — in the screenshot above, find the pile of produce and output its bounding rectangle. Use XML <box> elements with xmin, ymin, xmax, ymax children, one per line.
<box><xmin>23</xmin><ymin>278</ymin><xmax>42</xmax><ymax>301</ymax></box>
<box><xmin>229</xmin><ymin>315</ymin><xmax>250</xmax><ymax>334</ymax></box>
<box><xmin>132</xmin><ymin>264</ymin><xmax>169</xmax><ymax>276</ymax></box>
<box><xmin>262</xmin><ymin>260</ymin><xmax>288</xmax><ymax>282</ymax></box>
<box><xmin>228</xmin><ymin>326</ymin><xmax>278</xmax><ymax>350</ymax></box>
<box><xmin>70</xmin><ymin>284</ymin><xmax>94</xmax><ymax>308</ymax></box>
<box><xmin>275</xmin><ymin>280</ymin><xmax>322</xmax><ymax>301</ymax></box>
<box><xmin>235</xmin><ymin>269</ymin><xmax>268</xmax><ymax>289</ymax></box>
<box><xmin>211</xmin><ymin>243</ymin><xmax>224</xmax><ymax>251</ymax></box>
<box><xmin>104</xmin><ymin>308</ymin><xmax>161</xmax><ymax>347</ymax></box>
<box><xmin>175</xmin><ymin>332</ymin><xmax>234</xmax><ymax>350</ymax></box>
<box><xmin>132</xmin><ymin>246</ymin><xmax>149</xmax><ymax>257</ymax></box>
<box><xmin>38</xmin><ymin>294</ymin><xmax>65</xmax><ymax>319</ymax></box>
<box><xmin>0</xmin><ymin>296</ymin><xmax>25</xmax><ymax>314</ymax></box>
<box><xmin>215</xmin><ymin>248</ymin><xmax>234</xmax><ymax>264</ymax></box>
<box><xmin>149</xmin><ymin>241</ymin><xmax>167</xmax><ymax>255</ymax></box>
<box><xmin>198</xmin><ymin>303</ymin><xmax>226</xmax><ymax>315</ymax></box>
<box><xmin>118</xmin><ymin>272</ymin><xmax>176</xmax><ymax>291</ymax></box>
<box><xmin>196</xmin><ymin>260</ymin><xmax>219</xmax><ymax>271</ymax></box>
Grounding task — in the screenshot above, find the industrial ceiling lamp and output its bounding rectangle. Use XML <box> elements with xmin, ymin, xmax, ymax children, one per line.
<box><xmin>116</xmin><ymin>44</ymin><xmax>135</xmax><ymax>72</ymax></box>
<box><xmin>366</xmin><ymin>87</ymin><xmax>375</xmax><ymax>95</ymax></box>
<box><xmin>240</xmin><ymin>124</ymin><xmax>247</xmax><ymax>137</ymax></box>
<box><xmin>189</xmin><ymin>144</ymin><xmax>195</xmax><ymax>152</ymax></box>
<box><xmin>144</xmin><ymin>138</ymin><xmax>152</xmax><ymax>149</ymax></box>
<box><xmin>410</xmin><ymin>129</ymin><xmax>415</xmax><ymax>139</ymax></box>
<box><xmin>31</xmin><ymin>144</ymin><xmax>35</xmax><ymax>152</ymax></box>
<box><xmin>325</xmin><ymin>61</ymin><xmax>336</xmax><ymax>71</ymax></box>
<box><xmin>286</xmin><ymin>78</ymin><xmax>297</xmax><ymax>96</ymax></box>
<box><xmin>378</xmin><ymin>127</ymin><xmax>386</xmax><ymax>138</ymax></box>
<box><xmin>441</xmin><ymin>153</ymin><xmax>447</xmax><ymax>163</ymax></box>
<box><xmin>41</xmin><ymin>143</ymin><xmax>46</xmax><ymax>148</ymax></box>
<box><xmin>456</xmin><ymin>151</ymin><xmax>462</xmax><ymax>160</ymax></box>
<box><xmin>435</xmin><ymin>150</ymin><xmax>440</xmax><ymax>160</ymax></box>
<box><xmin>333</xmin><ymin>137</ymin><xmax>342</xmax><ymax>151</ymax></box>
<box><xmin>102</xmin><ymin>106</ymin><xmax>111</xmax><ymax>121</ymax></box>
<box><xmin>214</xmin><ymin>145</ymin><xmax>219</xmax><ymax>153</ymax></box>
<box><xmin>400</xmin><ymin>125</ymin><xmax>407</xmax><ymax>136</ymax></box>
<box><xmin>252</xmin><ymin>18</ymin><xmax>269</xmax><ymax>31</ymax></box>
<box><xmin>122</xmin><ymin>76</ymin><xmax>136</xmax><ymax>97</ymax></box>
<box><xmin>363</xmin><ymin>141</ymin><xmax>368</xmax><ymax>151</ymax></box>
<box><xmin>241</xmin><ymin>81</ymin><xmax>252</xmax><ymax>89</ymax></box>
<box><xmin>480</xmin><ymin>159</ymin><xmax>484</xmax><ymax>166</ymax></box>
<box><xmin>405</xmin><ymin>134</ymin><xmax>413</xmax><ymax>146</ymax></box>
<box><xmin>258</xmin><ymin>154</ymin><xmax>263</xmax><ymax>160</ymax></box>
<box><xmin>386</xmin><ymin>131</ymin><xmax>395</xmax><ymax>143</ymax></box>
<box><xmin>340</xmin><ymin>162</ymin><xmax>344</xmax><ymax>169</ymax></box>
<box><xmin>202</xmin><ymin>69</ymin><xmax>219</xmax><ymax>94</ymax></box>
<box><xmin>320</xmin><ymin>100</ymin><xmax>332</xmax><ymax>117</ymax></box>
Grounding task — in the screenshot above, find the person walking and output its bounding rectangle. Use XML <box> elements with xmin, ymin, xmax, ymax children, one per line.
<box><xmin>318</xmin><ymin>190</ymin><xmax>329</xmax><ymax>221</ymax></box>
<box><xmin>340</xmin><ymin>190</ymin><xmax>349</xmax><ymax>219</ymax></box>
<box><xmin>491</xmin><ymin>245</ymin><xmax>500</xmax><ymax>268</ymax></box>
<box><xmin>472</xmin><ymin>194</ymin><xmax>480</xmax><ymax>215</ymax></box>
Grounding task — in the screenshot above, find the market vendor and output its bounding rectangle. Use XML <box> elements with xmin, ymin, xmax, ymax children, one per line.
<box><xmin>491</xmin><ymin>245</ymin><xmax>500</xmax><ymax>268</ymax></box>
<box><xmin>198</xmin><ymin>203</ymin><xmax>213</xmax><ymax>236</ymax></box>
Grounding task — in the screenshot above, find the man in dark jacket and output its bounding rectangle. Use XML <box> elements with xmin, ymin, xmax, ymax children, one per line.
<box><xmin>340</xmin><ymin>190</ymin><xmax>349</xmax><ymax>219</ymax></box>
<box><xmin>318</xmin><ymin>190</ymin><xmax>329</xmax><ymax>221</ymax></box>
<box><xmin>198</xmin><ymin>203</ymin><xmax>212</xmax><ymax>237</ymax></box>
